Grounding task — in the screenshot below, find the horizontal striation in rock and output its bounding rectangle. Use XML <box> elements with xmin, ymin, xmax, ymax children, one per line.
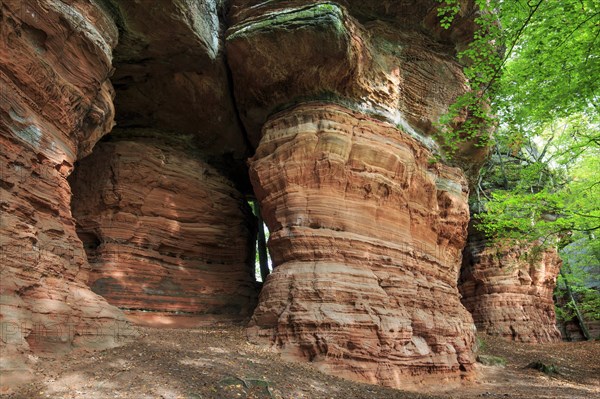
<box><xmin>228</xmin><ymin>1</ymin><xmax>478</xmax><ymax>46</ymax></box>
<box><xmin>247</xmin><ymin>103</ymin><xmax>476</xmax><ymax>389</ymax></box>
<box><xmin>69</xmin><ymin>138</ymin><xmax>258</xmax><ymax>317</ymax></box>
<box><xmin>106</xmin><ymin>0</ymin><xmax>249</xmax><ymax>186</ymax></box>
<box><xmin>460</xmin><ymin>229</ymin><xmax>562</xmax><ymax>343</ymax></box>
<box><xmin>0</xmin><ymin>0</ymin><xmax>134</xmax><ymax>388</ymax></box>
<box><xmin>225</xmin><ymin>0</ymin><xmax>483</xmax><ymax>163</ymax></box>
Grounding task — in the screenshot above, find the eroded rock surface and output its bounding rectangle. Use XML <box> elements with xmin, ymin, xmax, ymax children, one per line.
<box><xmin>247</xmin><ymin>104</ymin><xmax>476</xmax><ymax>388</ymax></box>
<box><xmin>460</xmin><ymin>227</ymin><xmax>562</xmax><ymax>343</ymax></box>
<box><xmin>106</xmin><ymin>0</ymin><xmax>250</xmax><ymax>187</ymax></box>
<box><xmin>225</xmin><ymin>0</ymin><xmax>485</xmax><ymax>169</ymax></box>
<box><xmin>226</xmin><ymin>0</ymin><xmax>481</xmax><ymax>389</ymax></box>
<box><xmin>0</xmin><ymin>0</ymin><xmax>133</xmax><ymax>387</ymax></box>
<box><xmin>2</xmin><ymin>0</ymin><xmax>490</xmax><ymax>392</ymax></box>
<box><xmin>69</xmin><ymin>138</ymin><xmax>258</xmax><ymax>318</ymax></box>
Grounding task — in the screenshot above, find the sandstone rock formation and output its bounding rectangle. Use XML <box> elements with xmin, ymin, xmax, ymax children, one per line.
<box><xmin>2</xmin><ymin>0</ymin><xmax>489</xmax><ymax>392</ymax></box>
<box><xmin>0</xmin><ymin>0</ymin><xmax>134</xmax><ymax>387</ymax></box>
<box><xmin>69</xmin><ymin>137</ymin><xmax>258</xmax><ymax>318</ymax></box>
<box><xmin>246</xmin><ymin>103</ymin><xmax>476</xmax><ymax>388</ymax></box>
<box><xmin>226</xmin><ymin>0</ymin><xmax>482</xmax><ymax>389</ymax></box>
<box><xmin>226</xmin><ymin>1</ymin><xmax>481</xmax><ymax>155</ymax></box>
<box><xmin>559</xmin><ymin>313</ymin><xmax>600</xmax><ymax>341</ymax></box>
<box><xmin>460</xmin><ymin>226</ymin><xmax>562</xmax><ymax>343</ymax></box>
<box><xmin>61</xmin><ymin>0</ymin><xmax>261</xmax><ymax>325</ymax></box>
<box><xmin>106</xmin><ymin>0</ymin><xmax>250</xmax><ymax>188</ymax></box>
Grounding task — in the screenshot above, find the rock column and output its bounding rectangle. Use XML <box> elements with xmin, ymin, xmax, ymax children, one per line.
<box><xmin>460</xmin><ymin>229</ymin><xmax>562</xmax><ymax>343</ymax></box>
<box><xmin>0</xmin><ymin>0</ymin><xmax>134</xmax><ymax>387</ymax></box>
<box><xmin>247</xmin><ymin>104</ymin><xmax>476</xmax><ymax>388</ymax></box>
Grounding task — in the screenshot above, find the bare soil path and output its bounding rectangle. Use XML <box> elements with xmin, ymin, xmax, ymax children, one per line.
<box><xmin>4</xmin><ymin>324</ymin><xmax>599</xmax><ymax>399</ymax></box>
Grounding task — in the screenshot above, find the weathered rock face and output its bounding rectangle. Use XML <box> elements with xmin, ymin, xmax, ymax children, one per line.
<box><xmin>226</xmin><ymin>1</ymin><xmax>480</xmax><ymax>153</ymax></box>
<box><xmin>69</xmin><ymin>137</ymin><xmax>258</xmax><ymax>318</ymax></box>
<box><xmin>106</xmin><ymin>0</ymin><xmax>250</xmax><ymax>188</ymax></box>
<box><xmin>0</xmin><ymin>0</ymin><xmax>134</xmax><ymax>387</ymax></box>
<box><xmin>226</xmin><ymin>0</ymin><xmax>481</xmax><ymax>389</ymax></box>
<box><xmin>557</xmin><ymin>294</ymin><xmax>600</xmax><ymax>341</ymax></box>
<box><xmin>61</xmin><ymin>0</ymin><xmax>261</xmax><ymax>325</ymax></box>
<box><xmin>247</xmin><ymin>103</ymin><xmax>476</xmax><ymax>388</ymax></box>
<box><xmin>2</xmin><ymin>0</ymin><xmax>487</xmax><ymax>392</ymax></box>
<box><xmin>459</xmin><ymin>227</ymin><xmax>562</xmax><ymax>343</ymax></box>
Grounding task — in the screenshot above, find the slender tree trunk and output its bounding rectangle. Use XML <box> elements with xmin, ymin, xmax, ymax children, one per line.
<box><xmin>554</xmin><ymin>293</ymin><xmax>572</xmax><ymax>341</ymax></box>
<box><xmin>560</xmin><ymin>267</ymin><xmax>591</xmax><ymax>340</ymax></box>
<box><xmin>252</xmin><ymin>201</ymin><xmax>270</xmax><ymax>282</ymax></box>
<box><xmin>495</xmin><ymin>145</ymin><xmax>509</xmax><ymax>189</ymax></box>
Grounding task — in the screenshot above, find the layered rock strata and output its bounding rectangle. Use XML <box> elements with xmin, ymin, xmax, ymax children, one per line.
<box><xmin>225</xmin><ymin>0</ymin><xmax>485</xmax><ymax>166</ymax></box>
<box><xmin>247</xmin><ymin>104</ymin><xmax>476</xmax><ymax>388</ymax></box>
<box><xmin>69</xmin><ymin>138</ymin><xmax>258</xmax><ymax>317</ymax></box>
<box><xmin>226</xmin><ymin>0</ymin><xmax>482</xmax><ymax>389</ymax></box>
<box><xmin>0</xmin><ymin>0</ymin><xmax>134</xmax><ymax>387</ymax></box>
<box><xmin>106</xmin><ymin>0</ymin><xmax>250</xmax><ymax>187</ymax></box>
<box><xmin>559</xmin><ymin>315</ymin><xmax>600</xmax><ymax>341</ymax></box>
<box><xmin>460</xmin><ymin>228</ymin><xmax>562</xmax><ymax>343</ymax></box>
<box><xmin>0</xmin><ymin>0</ymin><xmax>489</xmax><ymax>392</ymax></box>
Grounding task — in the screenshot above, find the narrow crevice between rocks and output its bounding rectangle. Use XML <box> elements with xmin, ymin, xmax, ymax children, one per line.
<box><xmin>216</xmin><ymin>0</ymin><xmax>257</xmax><ymax>171</ymax></box>
<box><xmin>222</xmin><ymin>48</ymin><xmax>255</xmax><ymax>159</ymax></box>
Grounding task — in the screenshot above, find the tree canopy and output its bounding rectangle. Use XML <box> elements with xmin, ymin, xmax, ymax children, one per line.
<box><xmin>439</xmin><ymin>0</ymin><xmax>600</xmax><ymax>332</ymax></box>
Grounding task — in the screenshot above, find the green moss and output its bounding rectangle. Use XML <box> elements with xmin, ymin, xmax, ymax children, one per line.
<box><xmin>227</xmin><ymin>2</ymin><xmax>347</xmax><ymax>41</ymax></box>
<box><xmin>527</xmin><ymin>361</ymin><xmax>560</xmax><ymax>375</ymax></box>
<box><xmin>477</xmin><ymin>355</ymin><xmax>507</xmax><ymax>367</ymax></box>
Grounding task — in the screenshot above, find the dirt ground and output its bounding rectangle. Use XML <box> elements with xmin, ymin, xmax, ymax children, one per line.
<box><xmin>3</xmin><ymin>323</ymin><xmax>599</xmax><ymax>399</ymax></box>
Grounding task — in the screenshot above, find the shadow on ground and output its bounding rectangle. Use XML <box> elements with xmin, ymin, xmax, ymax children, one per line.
<box><xmin>4</xmin><ymin>324</ymin><xmax>599</xmax><ymax>399</ymax></box>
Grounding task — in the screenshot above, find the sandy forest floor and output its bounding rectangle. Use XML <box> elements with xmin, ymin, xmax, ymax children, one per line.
<box><xmin>3</xmin><ymin>323</ymin><xmax>599</xmax><ymax>399</ymax></box>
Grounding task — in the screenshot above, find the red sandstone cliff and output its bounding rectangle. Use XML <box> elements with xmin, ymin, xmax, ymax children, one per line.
<box><xmin>460</xmin><ymin>227</ymin><xmax>562</xmax><ymax>343</ymax></box>
<box><xmin>0</xmin><ymin>0</ymin><xmax>134</xmax><ymax>386</ymax></box>
<box><xmin>247</xmin><ymin>103</ymin><xmax>476</xmax><ymax>388</ymax></box>
<box><xmin>1</xmin><ymin>0</ymin><xmax>490</xmax><ymax>392</ymax></box>
<box><xmin>62</xmin><ymin>0</ymin><xmax>261</xmax><ymax>326</ymax></box>
<box><xmin>69</xmin><ymin>138</ymin><xmax>258</xmax><ymax>318</ymax></box>
<box><xmin>225</xmin><ymin>0</ymin><xmax>482</xmax><ymax>388</ymax></box>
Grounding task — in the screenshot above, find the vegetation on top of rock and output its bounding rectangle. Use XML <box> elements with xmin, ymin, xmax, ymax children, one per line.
<box><xmin>437</xmin><ymin>0</ymin><xmax>600</xmax><ymax>334</ymax></box>
<box><xmin>226</xmin><ymin>2</ymin><xmax>346</xmax><ymax>40</ymax></box>
<box><xmin>477</xmin><ymin>354</ymin><xmax>507</xmax><ymax>367</ymax></box>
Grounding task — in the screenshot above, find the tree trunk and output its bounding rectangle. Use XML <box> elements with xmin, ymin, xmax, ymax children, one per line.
<box><xmin>560</xmin><ymin>267</ymin><xmax>591</xmax><ymax>340</ymax></box>
<box><xmin>252</xmin><ymin>201</ymin><xmax>270</xmax><ymax>282</ymax></box>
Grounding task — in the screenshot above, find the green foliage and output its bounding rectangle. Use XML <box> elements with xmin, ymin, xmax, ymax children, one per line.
<box><xmin>496</xmin><ymin>1</ymin><xmax>600</xmax><ymax>129</ymax></box>
<box><xmin>556</xmin><ymin>237</ymin><xmax>600</xmax><ymax>322</ymax></box>
<box><xmin>527</xmin><ymin>361</ymin><xmax>560</xmax><ymax>375</ymax></box>
<box><xmin>556</xmin><ymin>283</ymin><xmax>600</xmax><ymax>322</ymax></box>
<box><xmin>436</xmin><ymin>0</ymin><xmax>461</xmax><ymax>29</ymax></box>
<box><xmin>477</xmin><ymin>354</ymin><xmax>507</xmax><ymax>367</ymax></box>
<box><xmin>477</xmin><ymin>117</ymin><xmax>600</xmax><ymax>239</ymax></box>
<box><xmin>476</xmin><ymin>115</ymin><xmax>600</xmax><ymax>323</ymax></box>
<box><xmin>442</xmin><ymin>1</ymin><xmax>600</xmax><ymax>323</ymax></box>
<box><xmin>435</xmin><ymin>0</ymin><xmax>503</xmax><ymax>158</ymax></box>
<box><xmin>437</xmin><ymin>0</ymin><xmax>600</xmax><ymax>155</ymax></box>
